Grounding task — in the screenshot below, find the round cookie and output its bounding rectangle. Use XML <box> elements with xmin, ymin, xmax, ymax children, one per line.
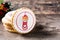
<box><xmin>2</xmin><ymin>11</ymin><xmax>17</xmax><ymax>32</ymax></box>
<box><xmin>12</xmin><ymin>7</ymin><xmax>36</xmax><ymax>34</ymax></box>
<box><xmin>3</xmin><ymin>22</ymin><xmax>17</xmax><ymax>32</ymax></box>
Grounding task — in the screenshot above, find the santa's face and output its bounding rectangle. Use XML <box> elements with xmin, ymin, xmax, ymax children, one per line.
<box><xmin>22</xmin><ymin>15</ymin><xmax>28</xmax><ymax>21</ymax></box>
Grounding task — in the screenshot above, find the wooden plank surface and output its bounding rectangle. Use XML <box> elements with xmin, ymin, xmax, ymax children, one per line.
<box><xmin>0</xmin><ymin>14</ymin><xmax>60</xmax><ymax>40</ymax></box>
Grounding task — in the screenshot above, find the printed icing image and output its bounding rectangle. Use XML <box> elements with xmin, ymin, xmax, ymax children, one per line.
<box><xmin>10</xmin><ymin>8</ymin><xmax>36</xmax><ymax>33</ymax></box>
<box><xmin>22</xmin><ymin>14</ymin><xmax>28</xmax><ymax>30</ymax></box>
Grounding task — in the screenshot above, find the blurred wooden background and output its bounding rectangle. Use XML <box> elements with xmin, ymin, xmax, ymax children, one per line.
<box><xmin>4</xmin><ymin>0</ymin><xmax>60</xmax><ymax>14</ymax></box>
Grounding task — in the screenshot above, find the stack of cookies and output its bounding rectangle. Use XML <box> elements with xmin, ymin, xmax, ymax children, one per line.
<box><xmin>2</xmin><ymin>7</ymin><xmax>36</xmax><ymax>34</ymax></box>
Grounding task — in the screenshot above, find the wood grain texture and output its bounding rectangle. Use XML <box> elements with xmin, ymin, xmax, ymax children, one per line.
<box><xmin>4</xmin><ymin>0</ymin><xmax>60</xmax><ymax>14</ymax></box>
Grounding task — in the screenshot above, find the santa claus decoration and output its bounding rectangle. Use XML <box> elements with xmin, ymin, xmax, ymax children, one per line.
<box><xmin>22</xmin><ymin>14</ymin><xmax>28</xmax><ymax>30</ymax></box>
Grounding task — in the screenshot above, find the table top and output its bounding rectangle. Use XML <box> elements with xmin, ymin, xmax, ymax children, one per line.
<box><xmin>0</xmin><ymin>14</ymin><xmax>60</xmax><ymax>40</ymax></box>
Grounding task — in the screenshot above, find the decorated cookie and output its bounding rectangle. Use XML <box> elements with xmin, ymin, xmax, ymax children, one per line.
<box><xmin>12</xmin><ymin>7</ymin><xmax>36</xmax><ymax>34</ymax></box>
<box><xmin>2</xmin><ymin>11</ymin><xmax>17</xmax><ymax>32</ymax></box>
